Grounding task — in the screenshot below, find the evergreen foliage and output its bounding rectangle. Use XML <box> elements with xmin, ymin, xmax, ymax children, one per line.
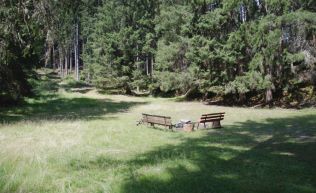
<box><xmin>1</xmin><ymin>0</ymin><xmax>316</xmax><ymax>106</ymax></box>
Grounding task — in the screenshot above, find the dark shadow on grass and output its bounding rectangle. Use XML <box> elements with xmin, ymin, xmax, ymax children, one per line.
<box><xmin>0</xmin><ymin>71</ymin><xmax>149</xmax><ymax>123</ymax></box>
<box><xmin>114</xmin><ymin>114</ymin><xmax>316</xmax><ymax>193</ymax></box>
<box><xmin>0</xmin><ymin>97</ymin><xmax>147</xmax><ymax>123</ymax></box>
<box><xmin>68</xmin><ymin>87</ymin><xmax>94</xmax><ymax>94</ymax></box>
<box><xmin>60</xmin><ymin>80</ymin><xmax>93</xmax><ymax>94</ymax></box>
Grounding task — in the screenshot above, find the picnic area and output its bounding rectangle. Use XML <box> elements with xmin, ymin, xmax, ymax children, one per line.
<box><xmin>1</xmin><ymin>1</ymin><xmax>316</xmax><ymax>193</ymax></box>
<box><xmin>0</xmin><ymin>74</ymin><xmax>315</xmax><ymax>193</ymax></box>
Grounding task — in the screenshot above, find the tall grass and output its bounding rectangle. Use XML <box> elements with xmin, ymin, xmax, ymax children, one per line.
<box><xmin>0</xmin><ymin>72</ymin><xmax>315</xmax><ymax>193</ymax></box>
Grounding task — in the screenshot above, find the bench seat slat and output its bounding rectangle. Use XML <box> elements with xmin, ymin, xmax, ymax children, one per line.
<box><xmin>200</xmin><ymin>115</ymin><xmax>224</xmax><ymax>119</ymax></box>
<box><xmin>142</xmin><ymin>113</ymin><xmax>171</xmax><ymax>119</ymax></box>
<box><xmin>200</xmin><ymin>118</ymin><xmax>224</xmax><ymax>123</ymax></box>
<box><xmin>202</xmin><ymin>112</ymin><xmax>225</xmax><ymax>117</ymax></box>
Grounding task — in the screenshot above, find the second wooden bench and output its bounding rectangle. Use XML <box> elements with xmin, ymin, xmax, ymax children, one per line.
<box><xmin>140</xmin><ymin>113</ymin><xmax>173</xmax><ymax>130</ymax></box>
<box><xmin>197</xmin><ymin>112</ymin><xmax>225</xmax><ymax>129</ymax></box>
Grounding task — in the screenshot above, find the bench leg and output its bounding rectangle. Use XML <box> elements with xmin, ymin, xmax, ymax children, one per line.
<box><xmin>212</xmin><ymin>121</ymin><xmax>221</xmax><ymax>128</ymax></box>
<box><xmin>192</xmin><ymin>123</ymin><xmax>196</xmax><ymax>131</ymax></box>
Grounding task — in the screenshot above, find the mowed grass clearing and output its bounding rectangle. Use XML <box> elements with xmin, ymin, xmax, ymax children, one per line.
<box><xmin>0</xmin><ymin>86</ymin><xmax>315</xmax><ymax>193</ymax></box>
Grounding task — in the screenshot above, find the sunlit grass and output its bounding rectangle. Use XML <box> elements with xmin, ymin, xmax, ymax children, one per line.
<box><xmin>0</xmin><ymin>79</ymin><xmax>315</xmax><ymax>193</ymax></box>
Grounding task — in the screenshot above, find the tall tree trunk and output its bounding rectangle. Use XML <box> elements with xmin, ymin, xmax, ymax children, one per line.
<box><xmin>65</xmin><ymin>49</ymin><xmax>68</xmax><ymax>76</ymax></box>
<box><xmin>238</xmin><ymin>61</ymin><xmax>246</xmax><ymax>103</ymax></box>
<box><xmin>136</xmin><ymin>44</ymin><xmax>140</xmax><ymax>69</ymax></box>
<box><xmin>45</xmin><ymin>30</ymin><xmax>53</xmax><ymax>68</ymax></box>
<box><xmin>52</xmin><ymin>45</ymin><xmax>56</xmax><ymax>70</ymax></box>
<box><xmin>50</xmin><ymin>44</ymin><xmax>54</xmax><ymax>68</ymax></box>
<box><xmin>70</xmin><ymin>50</ymin><xmax>73</xmax><ymax>73</ymax></box>
<box><xmin>59</xmin><ymin>47</ymin><xmax>64</xmax><ymax>78</ymax></box>
<box><xmin>136</xmin><ymin>44</ymin><xmax>140</xmax><ymax>92</ymax></box>
<box><xmin>74</xmin><ymin>42</ymin><xmax>77</xmax><ymax>79</ymax></box>
<box><xmin>266</xmin><ymin>88</ymin><xmax>273</xmax><ymax>104</ymax></box>
<box><xmin>151</xmin><ymin>55</ymin><xmax>154</xmax><ymax>76</ymax></box>
<box><xmin>265</xmin><ymin>68</ymin><xmax>273</xmax><ymax>105</ymax></box>
<box><xmin>81</xmin><ymin>40</ymin><xmax>84</xmax><ymax>68</ymax></box>
<box><xmin>45</xmin><ymin>45</ymin><xmax>51</xmax><ymax>68</ymax></box>
<box><xmin>146</xmin><ymin>55</ymin><xmax>149</xmax><ymax>76</ymax></box>
<box><xmin>75</xmin><ymin>20</ymin><xmax>80</xmax><ymax>81</ymax></box>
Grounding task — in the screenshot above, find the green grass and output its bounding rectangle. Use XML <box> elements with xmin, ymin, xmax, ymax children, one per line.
<box><xmin>0</xmin><ymin>75</ymin><xmax>315</xmax><ymax>193</ymax></box>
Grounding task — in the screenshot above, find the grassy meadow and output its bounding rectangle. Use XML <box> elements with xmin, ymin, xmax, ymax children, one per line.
<box><xmin>0</xmin><ymin>73</ymin><xmax>315</xmax><ymax>193</ymax></box>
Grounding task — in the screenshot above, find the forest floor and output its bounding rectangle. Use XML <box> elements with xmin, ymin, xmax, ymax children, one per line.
<box><xmin>0</xmin><ymin>71</ymin><xmax>315</xmax><ymax>193</ymax></box>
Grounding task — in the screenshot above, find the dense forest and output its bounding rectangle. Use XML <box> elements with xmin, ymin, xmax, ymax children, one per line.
<box><xmin>1</xmin><ymin>0</ymin><xmax>316</xmax><ymax>107</ymax></box>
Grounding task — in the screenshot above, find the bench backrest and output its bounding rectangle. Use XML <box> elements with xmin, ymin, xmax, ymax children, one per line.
<box><xmin>199</xmin><ymin>112</ymin><xmax>225</xmax><ymax>123</ymax></box>
<box><xmin>142</xmin><ymin>114</ymin><xmax>172</xmax><ymax>126</ymax></box>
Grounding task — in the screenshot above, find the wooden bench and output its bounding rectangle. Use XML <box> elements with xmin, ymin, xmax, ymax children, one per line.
<box><xmin>138</xmin><ymin>113</ymin><xmax>173</xmax><ymax>129</ymax></box>
<box><xmin>197</xmin><ymin>112</ymin><xmax>225</xmax><ymax>129</ymax></box>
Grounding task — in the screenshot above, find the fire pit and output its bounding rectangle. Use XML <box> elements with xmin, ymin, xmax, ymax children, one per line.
<box><xmin>182</xmin><ymin>123</ymin><xmax>195</xmax><ymax>132</ymax></box>
<box><xmin>175</xmin><ymin>120</ymin><xmax>195</xmax><ymax>132</ymax></box>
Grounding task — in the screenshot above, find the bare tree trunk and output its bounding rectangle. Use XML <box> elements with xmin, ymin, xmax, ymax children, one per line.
<box><xmin>45</xmin><ymin>45</ymin><xmax>51</xmax><ymax>68</ymax></box>
<box><xmin>74</xmin><ymin>40</ymin><xmax>78</xmax><ymax>80</ymax></box>
<box><xmin>136</xmin><ymin>44</ymin><xmax>140</xmax><ymax>92</ymax></box>
<box><xmin>45</xmin><ymin>30</ymin><xmax>53</xmax><ymax>68</ymax></box>
<box><xmin>59</xmin><ymin>47</ymin><xmax>63</xmax><ymax>78</ymax></box>
<box><xmin>136</xmin><ymin>44</ymin><xmax>139</xmax><ymax>65</ymax></box>
<box><xmin>74</xmin><ymin>42</ymin><xmax>77</xmax><ymax>79</ymax></box>
<box><xmin>68</xmin><ymin>48</ymin><xmax>70</xmax><ymax>75</ymax></box>
<box><xmin>81</xmin><ymin>40</ymin><xmax>84</xmax><ymax>68</ymax></box>
<box><xmin>52</xmin><ymin>45</ymin><xmax>56</xmax><ymax>70</ymax></box>
<box><xmin>238</xmin><ymin>62</ymin><xmax>246</xmax><ymax>103</ymax></box>
<box><xmin>75</xmin><ymin>20</ymin><xmax>80</xmax><ymax>81</ymax></box>
<box><xmin>50</xmin><ymin>44</ymin><xmax>54</xmax><ymax>68</ymax></box>
<box><xmin>265</xmin><ymin>69</ymin><xmax>273</xmax><ymax>105</ymax></box>
<box><xmin>65</xmin><ymin>50</ymin><xmax>68</xmax><ymax>76</ymax></box>
<box><xmin>146</xmin><ymin>55</ymin><xmax>149</xmax><ymax>76</ymax></box>
<box><xmin>266</xmin><ymin>88</ymin><xmax>273</xmax><ymax>104</ymax></box>
<box><xmin>151</xmin><ymin>55</ymin><xmax>154</xmax><ymax>76</ymax></box>
<box><xmin>70</xmin><ymin>50</ymin><xmax>72</xmax><ymax>73</ymax></box>
<box><xmin>75</xmin><ymin>45</ymin><xmax>79</xmax><ymax>81</ymax></box>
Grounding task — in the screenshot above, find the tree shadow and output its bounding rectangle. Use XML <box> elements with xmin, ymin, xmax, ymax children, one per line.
<box><xmin>68</xmin><ymin>87</ymin><xmax>94</xmax><ymax>94</ymax></box>
<box><xmin>117</xmin><ymin>114</ymin><xmax>316</xmax><ymax>193</ymax></box>
<box><xmin>0</xmin><ymin>97</ymin><xmax>147</xmax><ymax>123</ymax></box>
<box><xmin>59</xmin><ymin>79</ymin><xmax>94</xmax><ymax>94</ymax></box>
<box><xmin>1</xmin><ymin>70</ymin><xmax>148</xmax><ymax>123</ymax></box>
